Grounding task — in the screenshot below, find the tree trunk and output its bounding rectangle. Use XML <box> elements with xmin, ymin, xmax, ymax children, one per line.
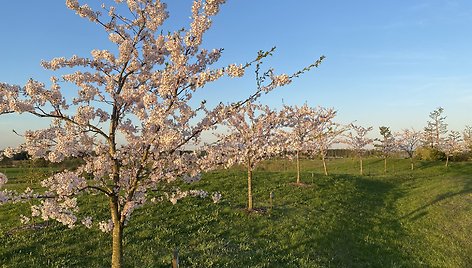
<box><xmin>322</xmin><ymin>154</ymin><xmax>328</xmax><ymax>176</ymax></box>
<box><xmin>410</xmin><ymin>158</ymin><xmax>414</xmax><ymax>170</ymax></box>
<box><xmin>445</xmin><ymin>155</ymin><xmax>449</xmax><ymax>167</ymax></box>
<box><xmin>110</xmin><ymin>198</ymin><xmax>123</xmax><ymax>268</ymax></box>
<box><xmin>247</xmin><ymin>164</ymin><xmax>253</xmax><ymax>211</ymax></box>
<box><xmin>435</xmin><ymin>127</ymin><xmax>440</xmax><ymax>149</ymax></box>
<box><xmin>111</xmin><ymin>223</ymin><xmax>123</xmax><ymax>268</ymax></box>
<box><xmin>360</xmin><ymin>157</ymin><xmax>363</xmax><ymax>175</ymax></box>
<box><xmin>296</xmin><ymin>150</ymin><xmax>300</xmax><ymax>184</ymax></box>
<box><xmin>384</xmin><ymin>157</ymin><xmax>387</xmax><ymax>174</ymax></box>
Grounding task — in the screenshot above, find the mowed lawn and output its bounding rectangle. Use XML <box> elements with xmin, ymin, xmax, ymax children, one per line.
<box><xmin>1</xmin><ymin>158</ymin><xmax>471</xmax><ymax>267</ymax></box>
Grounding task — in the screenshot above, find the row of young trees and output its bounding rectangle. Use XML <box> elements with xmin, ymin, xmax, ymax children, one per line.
<box><xmin>371</xmin><ymin>107</ymin><xmax>471</xmax><ymax>171</ymax></box>
<box><xmin>207</xmin><ymin>103</ymin><xmax>341</xmax><ymax>211</ymax></box>
<box><xmin>205</xmin><ymin>105</ymin><xmax>471</xmax><ymax>213</ymax></box>
<box><xmin>346</xmin><ymin>108</ymin><xmax>471</xmax><ymax>173</ymax></box>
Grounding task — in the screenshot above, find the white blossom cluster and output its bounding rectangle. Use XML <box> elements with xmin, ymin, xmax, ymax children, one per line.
<box><xmin>41</xmin><ymin>170</ymin><xmax>87</xmax><ymax>196</ymax></box>
<box><xmin>226</xmin><ymin>64</ymin><xmax>245</xmax><ymax>78</ymax></box>
<box><xmin>0</xmin><ymin>173</ymin><xmax>9</xmax><ymax>203</ymax></box>
<box><xmin>0</xmin><ymin>172</ymin><xmax>7</xmax><ymax>187</ymax></box>
<box><xmin>442</xmin><ymin>131</ymin><xmax>466</xmax><ymax>158</ymax></box>
<box><xmin>36</xmin><ymin>198</ymin><xmax>78</xmax><ymax>228</ymax></box>
<box><xmin>165</xmin><ymin>188</ymin><xmax>213</xmax><ymax>205</ymax></box>
<box><xmin>395</xmin><ymin>129</ymin><xmax>418</xmax><ymax>153</ymax></box>
<box><xmin>211</xmin><ymin>192</ymin><xmax>222</xmax><ymax>203</ymax></box>
<box><xmin>207</xmin><ymin>103</ymin><xmax>284</xmax><ymax>171</ymax></box>
<box><xmin>279</xmin><ymin>104</ymin><xmax>340</xmax><ymax>156</ymax></box>
<box><xmin>82</xmin><ymin>216</ymin><xmax>93</xmax><ymax>229</ymax></box>
<box><xmin>343</xmin><ymin>124</ymin><xmax>374</xmax><ymax>155</ymax></box>
<box><xmin>99</xmin><ymin>220</ymin><xmax>114</xmax><ymax>233</ymax></box>
<box><xmin>0</xmin><ymin>184</ymin><xmax>41</xmax><ymax>205</ymax></box>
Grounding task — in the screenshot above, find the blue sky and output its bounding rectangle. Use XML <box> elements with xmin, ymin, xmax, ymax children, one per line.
<box><xmin>1</xmin><ymin>1</ymin><xmax>472</xmax><ymax>148</ymax></box>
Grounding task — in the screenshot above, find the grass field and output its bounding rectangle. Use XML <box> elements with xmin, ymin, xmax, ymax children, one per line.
<box><xmin>1</xmin><ymin>158</ymin><xmax>471</xmax><ymax>267</ymax></box>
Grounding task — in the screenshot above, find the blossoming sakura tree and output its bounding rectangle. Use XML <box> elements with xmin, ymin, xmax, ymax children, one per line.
<box><xmin>395</xmin><ymin>128</ymin><xmax>422</xmax><ymax>170</ymax></box>
<box><xmin>281</xmin><ymin>104</ymin><xmax>341</xmax><ymax>181</ymax></box>
<box><xmin>310</xmin><ymin>107</ymin><xmax>344</xmax><ymax>176</ymax></box>
<box><xmin>280</xmin><ymin>104</ymin><xmax>320</xmax><ymax>184</ymax></box>
<box><xmin>209</xmin><ymin>103</ymin><xmax>283</xmax><ymax>211</ymax></box>
<box><xmin>463</xmin><ymin>125</ymin><xmax>472</xmax><ymax>151</ymax></box>
<box><xmin>343</xmin><ymin>124</ymin><xmax>373</xmax><ymax>175</ymax></box>
<box><xmin>0</xmin><ymin>1</ymin><xmax>323</xmax><ymax>267</ymax></box>
<box><xmin>442</xmin><ymin>130</ymin><xmax>464</xmax><ymax>167</ymax></box>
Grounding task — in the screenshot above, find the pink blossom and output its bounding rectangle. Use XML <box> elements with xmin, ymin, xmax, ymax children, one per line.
<box><xmin>82</xmin><ymin>216</ymin><xmax>93</xmax><ymax>229</ymax></box>
<box><xmin>3</xmin><ymin>147</ymin><xmax>17</xmax><ymax>158</ymax></box>
<box><xmin>272</xmin><ymin>74</ymin><xmax>291</xmax><ymax>87</ymax></box>
<box><xmin>211</xmin><ymin>192</ymin><xmax>222</xmax><ymax>203</ymax></box>
<box><xmin>20</xmin><ymin>215</ymin><xmax>30</xmax><ymax>224</ymax></box>
<box><xmin>226</xmin><ymin>64</ymin><xmax>245</xmax><ymax>77</ymax></box>
<box><xmin>99</xmin><ymin>220</ymin><xmax>114</xmax><ymax>233</ymax></box>
<box><xmin>36</xmin><ymin>198</ymin><xmax>78</xmax><ymax>228</ymax></box>
<box><xmin>41</xmin><ymin>170</ymin><xmax>87</xmax><ymax>197</ymax></box>
<box><xmin>0</xmin><ymin>173</ymin><xmax>7</xmax><ymax>187</ymax></box>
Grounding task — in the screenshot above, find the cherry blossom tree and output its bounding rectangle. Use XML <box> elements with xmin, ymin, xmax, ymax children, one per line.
<box><xmin>343</xmin><ymin>124</ymin><xmax>373</xmax><ymax>175</ymax></box>
<box><xmin>374</xmin><ymin>126</ymin><xmax>396</xmax><ymax>174</ymax></box>
<box><xmin>442</xmin><ymin>130</ymin><xmax>463</xmax><ymax>167</ymax></box>
<box><xmin>395</xmin><ymin>128</ymin><xmax>422</xmax><ymax>170</ymax></box>
<box><xmin>0</xmin><ymin>1</ymin><xmax>323</xmax><ymax>267</ymax></box>
<box><xmin>281</xmin><ymin>105</ymin><xmax>342</xmax><ymax>179</ymax></box>
<box><xmin>463</xmin><ymin>125</ymin><xmax>472</xmax><ymax>153</ymax></box>
<box><xmin>208</xmin><ymin>103</ymin><xmax>283</xmax><ymax>211</ymax></box>
<box><xmin>311</xmin><ymin>108</ymin><xmax>343</xmax><ymax>176</ymax></box>
<box><xmin>280</xmin><ymin>105</ymin><xmax>342</xmax><ymax>180</ymax></box>
<box><xmin>280</xmin><ymin>104</ymin><xmax>320</xmax><ymax>184</ymax></box>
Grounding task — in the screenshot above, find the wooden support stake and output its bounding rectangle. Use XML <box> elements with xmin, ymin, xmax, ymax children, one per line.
<box><xmin>172</xmin><ymin>248</ymin><xmax>179</xmax><ymax>268</ymax></box>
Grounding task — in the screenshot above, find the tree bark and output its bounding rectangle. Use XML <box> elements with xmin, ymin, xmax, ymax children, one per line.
<box><xmin>110</xmin><ymin>198</ymin><xmax>123</xmax><ymax>268</ymax></box>
<box><xmin>360</xmin><ymin>157</ymin><xmax>363</xmax><ymax>175</ymax></box>
<box><xmin>384</xmin><ymin>157</ymin><xmax>387</xmax><ymax>174</ymax></box>
<box><xmin>247</xmin><ymin>163</ymin><xmax>253</xmax><ymax>211</ymax></box>
<box><xmin>445</xmin><ymin>155</ymin><xmax>449</xmax><ymax>167</ymax></box>
<box><xmin>322</xmin><ymin>154</ymin><xmax>328</xmax><ymax>176</ymax></box>
<box><xmin>296</xmin><ymin>150</ymin><xmax>300</xmax><ymax>184</ymax></box>
<box><xmin>111</xmin><ymin>223</ymin><xmax>123</xmax><ymax>268</ymax></box>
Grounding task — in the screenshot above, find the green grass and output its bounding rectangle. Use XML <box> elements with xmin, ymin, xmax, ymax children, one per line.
<box><xmin>1</xmin><ymin>158</ymin><xmax>471</xmax><ymax>267</ymax></box>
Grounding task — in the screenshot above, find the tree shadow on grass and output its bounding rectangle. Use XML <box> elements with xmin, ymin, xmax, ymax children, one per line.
<box><xmin>416</xmin><ymin>160</ymin><xmax>442</xmax><ymax>170</ymax></box>
<box><xmin>206</xmin><ymin>173</ymin><xmax>419</xmax><ymax>267</ymax></box>
<box><xmin>314</xmin><ymin>175</ymin><xmax>416</xmax><ymax>267</ymax></box>
<box><xmin>0</xmin><ymin>223</ymin><xmax>110</xmax><ymax>267</ymax></box>
<box><xmin>400</xmin><ymin>163</ymin><xmax>472</xmax><ymax>221</ymax></box>
<box><xmin>401</xmin><ymin>187</ymin><xmax>472</xmax><ymax>221</ymax></box>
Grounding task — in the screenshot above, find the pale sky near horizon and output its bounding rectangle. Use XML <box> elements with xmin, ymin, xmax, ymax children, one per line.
<box><xmin>1</xmin><ymin>1</ymin><xmax>471</xmax><ymax>149</ymax></box>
